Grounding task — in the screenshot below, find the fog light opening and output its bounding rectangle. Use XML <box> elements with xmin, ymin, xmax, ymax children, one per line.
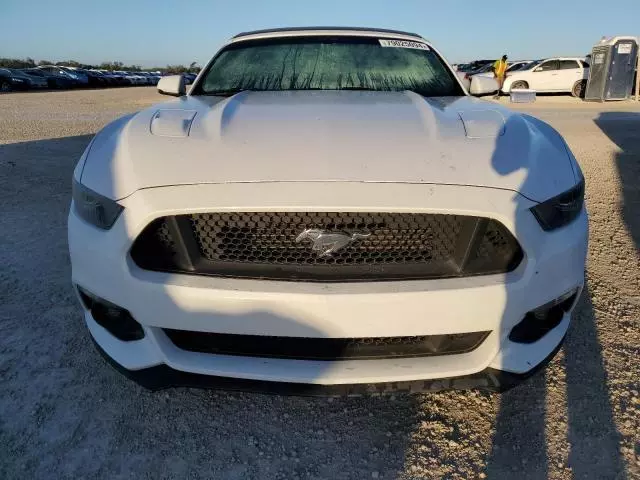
<box><xmin>509</xmin><ymin>288</ymin><xmax>579</xmax><ymax>344</ymax></box>
<box><xmin>76</xmin><ymin>286</ymin><xmax>145</xmax><ymax>342</ymax></box>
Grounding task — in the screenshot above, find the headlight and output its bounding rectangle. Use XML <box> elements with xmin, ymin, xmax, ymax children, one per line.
<box><xmin>530</xmin><ymin>180</ymin><xmax>584</xmax><ymax>231</ymax></box>
<box><xmin>12</xmin><ymin>78</ymin><xmax>26</xmax><ymax>82</ymax></box>
<box><xmin>72</xmin><ymin>179</ymin><xmax>123</xmax><ymax>229</ymax></box>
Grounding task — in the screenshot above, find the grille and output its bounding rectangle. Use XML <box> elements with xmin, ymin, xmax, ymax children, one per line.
<box><xmin>131</xmin><ymin>212</ymin><xmax>522</xmax><ymax>281</ymax></box>
<box><xmin>163</xmin><ymin>330</ymin><xmax>491</xmax><ymax>360</ymax></box>
<box><xmin>193</xmin><ymin>212</ymin><xmax>462</xmax><ymax>264</ymax></box>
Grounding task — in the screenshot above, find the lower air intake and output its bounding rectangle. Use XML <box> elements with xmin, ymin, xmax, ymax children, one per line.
<box><xmin>163</xmin><ymin>330</ymin><xmax>492</xmax><ymax>360</ymax></box>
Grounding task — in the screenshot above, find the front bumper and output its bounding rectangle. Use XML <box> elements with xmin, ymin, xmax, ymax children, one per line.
<box><xmin>91</xmin><ymin>333</ymin><xmax>567</xmax><ymax>394</ymax></box>
<box><xmin>69</xmin><ymin>182</ymin><xmax>588</xmax><ymax>392</ymax></box>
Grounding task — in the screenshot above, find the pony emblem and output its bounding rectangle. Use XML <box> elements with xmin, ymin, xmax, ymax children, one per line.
<box><xmin>295</xmin><ymin>229</ymin><xmax>370</xmax><ymax>257</ymax></box>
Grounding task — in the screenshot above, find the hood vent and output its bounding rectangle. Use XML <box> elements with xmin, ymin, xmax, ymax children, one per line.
<box><xmin>458</xmin><ymin>110</ymin><xmax>506</xmax><ymax>139</ymax></box>
<box><xmin>150</xmin><ymin>109</ymin><xmax>197</xmax><ymax>137</ymax></box>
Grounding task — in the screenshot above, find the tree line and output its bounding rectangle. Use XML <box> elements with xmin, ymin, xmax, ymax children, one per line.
<box><xmin>0</xmin><ymin>57</ymin><xmax>200</xmax><ymax>73</ymax></box>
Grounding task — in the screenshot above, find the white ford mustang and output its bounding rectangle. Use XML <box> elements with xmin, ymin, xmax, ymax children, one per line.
<box><xmin>68</xmin><ymin>27</ymin><xmax>588</xmax><ymax>394</ymax></box>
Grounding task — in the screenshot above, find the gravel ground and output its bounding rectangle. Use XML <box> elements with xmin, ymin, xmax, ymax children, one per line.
<box><xmin>0</xmin><ymin>88</ymin><xmax>638</xmax><ymax>479</ymax></box>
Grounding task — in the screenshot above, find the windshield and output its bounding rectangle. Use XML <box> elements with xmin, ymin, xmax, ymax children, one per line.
<box><xmin>195</xmin><ymin>36</ymin><xmax>463</xmax><ymax>97</ymax></box>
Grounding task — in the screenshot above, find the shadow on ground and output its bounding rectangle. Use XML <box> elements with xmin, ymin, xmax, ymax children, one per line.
<box><xmin>488</xmin><ymin>283</ymin><xmax>626</xmax><ymax>479</ymax></box>
<box><xmin>595</xmin><ymin>112</ymin><xmax>640</xmax><ymax>248</ymax></box>
<box><xmin>485</xmin><ymin>111</ymin><xmax>628</xmax><ymax>479</ymax></box>
<box><xmin>0</xmin><ymin>136</ymin><xmax>423</xmax><ymax>479</ymax></box>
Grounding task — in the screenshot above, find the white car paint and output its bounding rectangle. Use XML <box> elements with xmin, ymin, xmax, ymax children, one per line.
<box><xmin>80</xmin><ymin>92</ymin><xmax>574</xmax><ymax>203</ymax></box>
<box><xmin>502</xmin><ymin>58</ymin><xmax>589</xmax><ymax>94</ymax></box>
<box><xmin>69</xmin><ymin>28</ymin><xmax>587</xmax><ymax>392</ymax></box>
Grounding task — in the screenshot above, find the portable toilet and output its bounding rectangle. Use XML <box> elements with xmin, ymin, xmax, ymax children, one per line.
<box><xmin>585</xmin><ymin>36</ymin><xmax>638</xmax><ymax>101</ymax></box>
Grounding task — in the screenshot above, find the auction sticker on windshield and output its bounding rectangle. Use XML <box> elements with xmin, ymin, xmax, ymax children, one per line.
<box><xmin>379</xmin><ymin>39</ymin><xmax>430</xmax><ymax>50</ymax></box>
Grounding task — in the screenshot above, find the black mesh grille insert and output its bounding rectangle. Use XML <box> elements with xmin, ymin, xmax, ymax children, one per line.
<box><xmin>163</xmin><ymin>329</ymin><xmax>491</xmax><ymax>360</ymax></box>
<box><xmin>193</xmin><ymin>212</ymin><xmax>463</xmax><ymax>264</ymax></box>
<box><xmin>131</xmin><ymin>212</ymin><xmax>523</xmax><ymax>281</ymax></box>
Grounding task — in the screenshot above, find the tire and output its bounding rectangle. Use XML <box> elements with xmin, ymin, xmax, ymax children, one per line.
<box><xmin>0</xmin><ymin>80</ymin><xmax>11</xmax><ymax>92</ymax></box>
<box><xmin>511</xmin><ymin>80</ymin><xmax>529</xmax><ymax>91</ymax></box>
<box><xmin>572</xmin><ymin>80</ymin><xmax>586</xmax><ymax>98</ymax></box>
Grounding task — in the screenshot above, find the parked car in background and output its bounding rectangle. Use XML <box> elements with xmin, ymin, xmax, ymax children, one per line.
<box><xmin>94</xmin><ymin>70</ymin><xmax>131</xmax><ymax>86</ymax></box>
<box><xmin>115</xmin><ymin>71</ymin><xmax>146</xmax><ymax>85</ymax></box>
<box><xmin>504</xmin><ymin>61</ymin><xmax>531</xmax><ymax>73</ymax></box>
<box><xmin>456</xmin><ymin>59</ymin><xmax>495</xmax><ymax>73</ymax></box>
<box><xmin>58</xmin><ymin>67</ymin><xmax>90</xmax><ymax>86</ymax></box>
<box><xmin>139</xmin><ymin>72</ymin><xmax>156</xmax><ymax>85</ymax></box>
<box><xmin>71</xmin><ymin>68</ymin><xmax>109</xmax><ymax>87</ymax></box>
<box><xmin>457</xmin><ymin>60</ymin><xmax>534</xmax><ymax>91</ymax></box>
<box><xmin>456</xmin><ymin>61</ymin><xmax>510</xmax><ymax>89</ymax></box>
<box><xmin>6</xmin><ymin>68</ymin><xmax>48</xmax><ymax>89</ymax></box>
<box><xmin>128</xmin><ymin>72</ymin><xmax>147</xmax><ymax>84</ymax></box>
<box><xmin>473</xmin><ymin>61</ymin><xmax>532</xmax><ymax>78</ymax></box>
<box><xmin>7</xmin><ymin>68</ymin><xmax>49</xmax><ymax>89</ymax></box>
<box><xmin>141</xmin><ymin>72</ymin><xmax>161</xmax><ymax>85</ymax></box>
<box><xmin>456</xmin><ymin>63</ymin><xmax>494</xmax><ymax>90</ymax></box>
<box><xmin>472</xmin><ymin>63</ymin><xmax>494</xmax><ymax>74</ymax></box>
<box><xmin>182</xmin><ymin>72</ymin><xmax>197</xmax><ymax>84</ymax></box>
<box><xmin>502</xmin><ymin>58</ymin><xmax>590</xmax><ymax>97</ymax></box>
<box><xmin>86</xmin><ymin>70</ymin><xmax>117</xmax><ymax>87</ymax></box>
<box><xmin>0</xmin><ymin>68</ymin><xmax>34</xmax><ymax>91</ymax></box>
<box><xmin>464</xmin><ymin>61</ymin><xmax>534</xmax><ymax>90</ymax></box>
<box><xmin>16</xmin><ymin>69</ymin><xmax>53</xmax><ymax>89</ymax></box>
<box><xmin>22</xmin><ymin>68</ymin><xmax>77</xmax><ymax>89</ymax></box>
<box><xmin>37</xmin><ymin>65</ymin><xmax>89</xmax><ymax>86</ymax></box>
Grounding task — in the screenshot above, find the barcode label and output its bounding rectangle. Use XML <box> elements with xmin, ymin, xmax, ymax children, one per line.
<box><xmin>379</xmin><ymin>39</ymin><xmax>430</xmax><ymax>50</ymax></box>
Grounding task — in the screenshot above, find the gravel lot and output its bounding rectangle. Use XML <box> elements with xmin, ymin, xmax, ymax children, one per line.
<box><xmin>1</xmin><ymin>88</ymin><xmax>638</xmax><ymax>479</ymax></box>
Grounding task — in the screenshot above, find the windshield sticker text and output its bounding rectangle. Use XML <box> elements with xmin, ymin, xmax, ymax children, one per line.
<box><xmin>379</xmin><ymin>39</ymin><xmax>430</xmax><ymax>50</ymax></box>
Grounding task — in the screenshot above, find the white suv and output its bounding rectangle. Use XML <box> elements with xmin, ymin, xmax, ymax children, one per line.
<box><xmin>69</xmin><ymin>27</ymin><xmax>587</xmax><ymax>394</ymax></box>
<box><xmin>502</xmin><ymin>58</ymin><xmax>590</xmax><ymax>97</ymax></box>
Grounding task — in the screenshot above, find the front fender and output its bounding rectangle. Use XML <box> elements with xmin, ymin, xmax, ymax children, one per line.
<box><xmin>78</xmin><ymin>113</ymin><xmax>137</xmax><ymax>199</ymax></box>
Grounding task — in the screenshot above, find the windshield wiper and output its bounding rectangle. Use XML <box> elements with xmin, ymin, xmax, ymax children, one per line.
<box><xmin>204</xmin><ymin>88</ymin><xmax>257</xmax><ymax>97</ymax></box>
<box><xmin>339</xmin><ymin>86</ymin><xmax>430</xmax><ymax>96</ymax></box>
<box><xmin>338</xmin><ymin>86</ymin><xmax>379</xmax><ymax>91</ymax></box>
<box><xmin>203</xmin><ymin>87</ymin><xmax>432</xmax><ymax>96</ymax></box>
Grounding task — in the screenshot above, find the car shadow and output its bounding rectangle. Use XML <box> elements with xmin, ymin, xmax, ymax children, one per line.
<box><xmin>0</xmin><ymin>135</ymin><xmax>422</xmax><ymax>479</ymax></box>
<box><xmin>484</xmin><ymin>112</ymin><xmax>627</xmax><ymax>479</ymax></box>
<box><xmin>594</xmin><ymin>112</ymin><xmax>640</xmax><ymax>249</ymax></box>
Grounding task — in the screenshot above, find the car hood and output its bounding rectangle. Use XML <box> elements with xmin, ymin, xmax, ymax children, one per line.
<box><xmin>81</xmin><ymin>91</ymin><xmax>577</xmax><ymax>202</ymax></box>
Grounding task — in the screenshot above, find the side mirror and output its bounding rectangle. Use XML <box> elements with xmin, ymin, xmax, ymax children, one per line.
<box><xmin>533</xmin><ymin>67</ymin><xmax>542</xmax><ymax>72</ymax></box>
<box><xmin>469</xmin><ymin>75</ymin><xmax>499</xmax><ymax>96</ymax></box>
<box><xmin>157</xmin><ymin>75</ymin><xmax>186</xmax><ymax>97</ymax></box>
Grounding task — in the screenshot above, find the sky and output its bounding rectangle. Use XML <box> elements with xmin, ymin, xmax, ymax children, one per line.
<box><xmin>1</xmin><ymin>0</ymin><xmax>639</xmax><ymax>67</ymax></box>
